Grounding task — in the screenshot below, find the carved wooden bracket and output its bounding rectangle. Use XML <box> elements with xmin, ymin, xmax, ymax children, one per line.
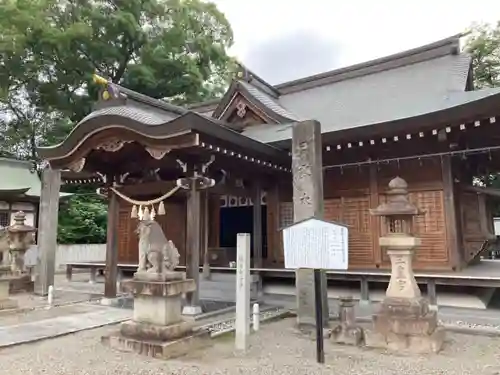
<box><xmin>236</xmin><ymin>100</ymin><xmax>247</xmax><ymax>118</ymax></box>
<box><xmin>68</xmin><ymin>158</ymin><xmax>86</xmax><ymax>173</ymax></box>
<box><xmin>145</xmin><ymin>147</ymin><xmax>171</xmax><ymax>160</ymax></box>
<box><xmin>96</xmin><ymin>138</ymin><xmax>132</xmax><ymax>152</ymax></box>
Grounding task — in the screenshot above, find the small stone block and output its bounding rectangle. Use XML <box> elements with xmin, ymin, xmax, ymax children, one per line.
<box><xmin>0</xmin><ymin>298</ymin><xmax>18</xmax><ymax>310</ymax></box>
<box><xmin>101</xmin><ymin>329</ymin><xmax>212</xmax><ymax>360</ymax></box>
<box><xmin>120</xmin><ymin>320</ymin><xmax>194</xmax><ymax>342</ymax></box>
<box><xmin>182</xmin><ymin>305</ymin><xmax>203</xmax><ymax>316</ymax></box>
<box><xmin>331</xmin><ymin>324</ymin><xmax>364</xmax><ymax>346</ymax></box>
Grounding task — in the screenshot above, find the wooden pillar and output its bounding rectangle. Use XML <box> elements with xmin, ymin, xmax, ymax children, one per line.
<box><xmin>266</xmin><ymin>184</ymin><xmax>281</xmax><ymax>265</ymax></box>
<box><xmin>292</xmin><ymin>120</ymin><xmax>329</xmax><ymax>329</ymax></box>
<box><xmin>35</xmin><ymin>166</ymin><xmax>61</xmax><ymax>296</ymax></box>
<box><xmin>208</xmin><ymin>194</ymin><xmax>220</xmax><ymax>248</ymax></box>
<box><xmin>201</xmin><ymin>191</ymin><xmax>210</xmax><ymax>280</ymax></box>
<box><xmin>369</xmin><ymin>164</ymin><xmax>381</xmax><ymax>268</ymax></box>
<box><xmin>252</xmin><ymin>183</ymin><xmax>263</xmax><ymax>268</ymax></box>
<box><xmin>185</xmin><ymin>182</ymin><xmax>201</xmax><ymax>312</ymax></box>
<box><xmin>441</xmin><ymin>156</ymin><xmax>461</xmax><ymax>270</ymax></box>
<box><xmin>104</xmin><ymin>188</ymin><xmax>119</xmax><ymax>298</ymax></box>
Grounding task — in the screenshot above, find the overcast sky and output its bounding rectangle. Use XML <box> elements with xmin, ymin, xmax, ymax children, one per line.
<box><xmin>212</xmin><ymin>0</ymin><xmax>500</xmax><ymax>84</ymax></box>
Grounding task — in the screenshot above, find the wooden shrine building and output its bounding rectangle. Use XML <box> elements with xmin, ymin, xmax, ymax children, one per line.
<box><xmin>38</xmin><ymin>34</ymin><xmax>500</xmax><ymax>298</ymax></box>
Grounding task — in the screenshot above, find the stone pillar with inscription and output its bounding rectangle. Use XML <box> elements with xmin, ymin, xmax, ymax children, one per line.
<box><xmin>364</xmin><ymin>177</ymin><xmax>445</xmax><ymax>353</ymax></box>
<box><xmin>291</xmin><ymin>120</ymin><xmax>329</xmax><ymax>331</ymax></box>
<box><xmin>35</xmin><ymin>166</ymin><xmax>61</xmax><ymax>296</ymax></box>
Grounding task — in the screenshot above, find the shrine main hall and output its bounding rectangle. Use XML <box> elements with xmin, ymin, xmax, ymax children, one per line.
<box><xmin>38</xmin><ymin>34</ymin><xmax>500</xmax><ymax>306</ymax></box>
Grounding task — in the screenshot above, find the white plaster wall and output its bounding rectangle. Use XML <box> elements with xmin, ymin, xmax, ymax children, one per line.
<box><xmin>24</xmin><ymin>243</ymin><xmax>106</xmax><ymax>270</ymax></box>
<box><xmin>494</xmin><ymin>218</ymin><xmax>500</xmax><ymax>236</ymax></box>
<box><xmin>11</xmin><ymin>202</ymin><xmax>35</xmax><ymax>211</ymax></box>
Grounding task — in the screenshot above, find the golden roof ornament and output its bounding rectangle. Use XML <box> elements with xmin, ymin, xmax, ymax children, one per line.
<box><xmin>92</xmin><ymin>73</ymin><xmax>124</xmax><ymax>101</ymax></box>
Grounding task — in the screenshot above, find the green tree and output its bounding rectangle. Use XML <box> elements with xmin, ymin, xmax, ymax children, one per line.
<box><xmin>57</xmin><ymin>185</ymin><xmax>108</xmax><ymax>244</ymax></box>
<box><xmin>0</xmin><ymin>0</ymin><xmax>234</xmax><ymax>160</ymax></box>
<box><xmin>465</xmin><ymin>22</ymin><xmax>500</xmax><ymax>88</ymax></box>
<box><xmin>0</xmin><ymin>0</ymin><xmax>234</xmax><ymax>244</ymax></box>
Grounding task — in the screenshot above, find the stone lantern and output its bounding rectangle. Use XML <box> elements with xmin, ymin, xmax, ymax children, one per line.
<box><xmin>364</xmin><ymin>177</ymin><xmax>445</xmax><ymax>353</ymax></box>
<box><xmin>370</xmin><ymin>177</ymin><xmax>422</xmax><ymax>299</ymax></box>
<box><xmin>7</xmin><ymin>211</ymin><xmax>36</xmax><ymax>275</ymax></box>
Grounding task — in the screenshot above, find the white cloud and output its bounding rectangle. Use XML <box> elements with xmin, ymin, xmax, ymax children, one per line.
<box><xmin>212</xmin><ymin>0</ymin><xmax>500</xmax><ymax>83</ymax></box>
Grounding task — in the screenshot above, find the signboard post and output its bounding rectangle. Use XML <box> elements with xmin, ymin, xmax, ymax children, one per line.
<box><xmin>313</xmin><ymin>269</ymin><xmax>324</xmax><ymax>363</ymax></box>
<box><xmin>283</xmin><ymin>217</ymin><xmax>349</xmax><ymax>364</ymax></box>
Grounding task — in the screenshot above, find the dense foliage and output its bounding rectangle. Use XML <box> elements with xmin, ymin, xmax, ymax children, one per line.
<box><xmin>0</xmin><ymin>0</ymin><xmax>234</xmax><ymax>243</ymax></box>
<box><xmin>57</xmin><ymin>185</ymin><xmax>108</xmax><ymax>244</ymax></box>
<box><xmin>465</xmin><ymin>22</ymin><xmax>500</xmax><ymax>89</ymax></box>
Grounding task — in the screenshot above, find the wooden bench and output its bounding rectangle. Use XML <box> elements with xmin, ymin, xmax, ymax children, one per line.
<box><xmin>65</xmin><ymin>262</ymin><xmax>138</xmax><ymax>283</ymax></box>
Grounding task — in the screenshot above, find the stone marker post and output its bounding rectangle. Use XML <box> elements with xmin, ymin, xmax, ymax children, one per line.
<box><xmin>35</xmin><ymin>166</ymin><xmax>61</xmax><ymax>296</ymax></box>
<box><xmin>235</xmin><ymin>233</ymin><xmax>251</xmax><ymax>351</ymax></box>
<box><xmin>292</xmin><ymin>120</ymin><xmax>329</xmax><ymax>331</ymax></box>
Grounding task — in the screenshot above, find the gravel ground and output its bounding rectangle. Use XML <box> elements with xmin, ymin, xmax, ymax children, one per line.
<box><xmin>1</xmin><ymin>318</ymin><xmax>500</xmax><ymax>375</ymax></box>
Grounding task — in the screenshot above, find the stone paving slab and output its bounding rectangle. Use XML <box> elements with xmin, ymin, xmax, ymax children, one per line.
<box><xmin>0</xmin><ymin>307</ymin><xmax>131</xmax><ymax>348</ymax></box>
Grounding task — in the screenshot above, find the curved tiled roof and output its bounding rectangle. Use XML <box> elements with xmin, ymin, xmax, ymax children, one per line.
<box><xmin>238</xmin><ymin>81</ymin><xmax>302</xmax><ymax>121</ymax></box>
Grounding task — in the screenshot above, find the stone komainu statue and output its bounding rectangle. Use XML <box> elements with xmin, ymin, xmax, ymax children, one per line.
<box><xmin>136</xmin><ymin>219</ymin><xmax>180</xmax><ymax>274</ymax></box>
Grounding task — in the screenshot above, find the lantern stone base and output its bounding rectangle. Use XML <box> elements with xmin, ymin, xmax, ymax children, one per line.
<box><xmin>0</xmin><ymin>277</ymin><xmax>18</xmax><ymax>310</ymax></box>
<box><xmin>364</xmin><ymin>297</ymin><xmax>445</xmax><ymax>353</ymax></box>
<box><xmin>102</xmin><ymin>272</ymin><xmax>211</xmax><ymax>360</ymax></box>
<box><xmin>9</xmin><ymin>274</ymin><xmax>34</xmax><ymax>294</ymax></box>
<box><xmin>331</xmin><ymin>297</ymin><xmax>364</xmax><ymax>346</ymax></box>
<box><xmin>0</xmin><ymin>265</ymin><xmax>33</xmax><ymax>294</ymax></box>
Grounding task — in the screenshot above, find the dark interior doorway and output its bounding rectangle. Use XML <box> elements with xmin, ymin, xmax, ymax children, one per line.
<box><xmin>219</xmin><ymin>206</ymin><xmax>267</xmax><ymax>259</ymax></box>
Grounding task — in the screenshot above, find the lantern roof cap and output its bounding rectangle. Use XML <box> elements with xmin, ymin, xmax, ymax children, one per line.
<box><xmin>370</xmin><ymin>177</ymin><xmax>421</xmax><ymax>217</ymax></box>
<box><xmin>7</xmin><ymin>211</ymin><xmax>36</xmax><ymax>233</ymax></box>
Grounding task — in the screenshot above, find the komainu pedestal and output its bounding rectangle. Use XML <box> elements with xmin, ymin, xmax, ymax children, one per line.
<box><xmin>102</xmin><ymin>272</ymin><xmax>211</xmax><ymax>359</ymax></box>
<box><xmin>364</xmin><ymin>177</ymin><xmax>445</xmax><ymax>354</ymax></box>
<box><xmin>102</xmin><ymin>216</ymin><xmax>210</xmax><ymax>359</ymax></box>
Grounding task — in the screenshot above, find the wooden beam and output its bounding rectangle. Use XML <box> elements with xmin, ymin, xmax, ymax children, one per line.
<box><xmin>441</xmin><ymin>156</ymin><xmax>462</xmax><ymax>270</ymax></box>
<box><xmin>461</xmin><ymin>185</ymin><xmax>500</xmax><ymax>199</ymax></box>
<box><xmin>104</xmin><ymin>188</ymin><xmax>119</xmax><ymax>298</ymax></box>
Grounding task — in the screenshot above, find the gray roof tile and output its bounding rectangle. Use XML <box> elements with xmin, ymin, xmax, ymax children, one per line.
<box><xmin>79</xmin><ymin>99</ymin><xmax>178</xmax><ymax>126</ymax></box>
<box><xmin>239</xmin><ymin>81</ymin><xmax>302</xmax><ymax>121</ymax></box>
